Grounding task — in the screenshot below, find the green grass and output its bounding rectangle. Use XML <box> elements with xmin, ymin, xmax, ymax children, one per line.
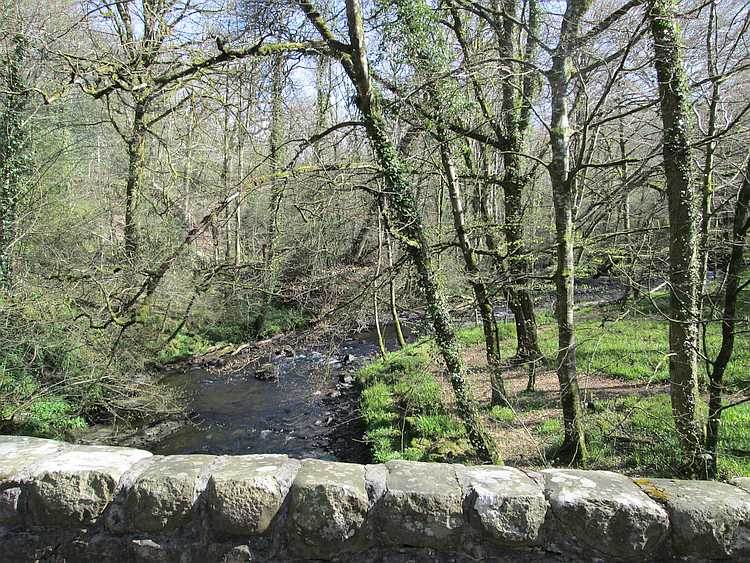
<box><xmin>532</xmin><ymin>314</ymin><xmax>748</xmax><ymax>391</ymax></box>
<box><xmin>356</xmin><ymin>295</ymin><xmax>750</xmax><ymax>477</ymax></box>
<box><xmin>490</xmin><ymin>405</ymin><xmax>516</xmax><ymax>424</ymax></box>
<box><xmin>537</xmin><ymin>418</ymin><xmax>562</xmax><ymax>436</ymax></box>
<box><xmin>457</xmin><ymin>322</ymin><xmax>516</xmax><ymax>347</ymax></box>
<box><xmin>581</xmin><ymin>394</ymin><xmax>750</xmax><ymax>479</ymax></box>
<box><xmin>358</xmin><ymin>343</ymin><xmax>472</xmax><ymax>463</ymax></box>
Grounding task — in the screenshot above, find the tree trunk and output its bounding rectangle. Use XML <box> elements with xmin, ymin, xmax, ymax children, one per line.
<box><xmin>303</xmin><ymin>0</ymin><xmax>501</xmax><ymax>463</ymax></box>
<box><xmin>704</xmin><ymin>154</ymin><xmax>750</xmax><ymax>478</ymax></box>
<box><xmin>253</xmin><ymin>54</ymin><xmax>286</xmax><ymax>335</ymax></box>
<box><xmin>648</xmin><ymin>0</ymin><xmax>703</xmax><ymax>471</ymax></box>
<box><xmin>374</xmin><ymin>212</ymin><xmax>387</xmax><ymax>359</ymax></box>
<box><xmin>124</xmin><ymin>99</ymin><xmax>147</xmax><ymax>260</ymax></box>
<box><xmin>385</xmin><ymin>224</ymin><xmax>407</xmax><ymax>349</ymax></box>
<box><xmin>698</xmin><ymin>0</ymin><xmax>719</xmax><ymax>304</ymax></box>
<box><xmin>618</xmin><ymin>118</ymin><xmax>636</xmax><ymax>306</ymax></box>
<box><xmin>0</xmin><ymin>35</ymin><xmax>29</xmax><ymax>289</ymax></box>
<box><xmin>546</xmin><ymin>0</ymin><xmax>591</xmax><ymax>462</ymax></box>
<box><xmin>438</xmin><ymin>131</ymin><xmax>508</xmax><ymax>405</ymax></box>
<box><xmin>497</xmin><ymin>0</ymin><xmax>543</xmax><ymax>362</ymax></box>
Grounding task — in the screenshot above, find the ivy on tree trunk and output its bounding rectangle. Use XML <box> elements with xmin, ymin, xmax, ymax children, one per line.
<box><xmin>648</xmin><ymin>0</ymin><xmax>703</xmax><ymax>472</ymax></box>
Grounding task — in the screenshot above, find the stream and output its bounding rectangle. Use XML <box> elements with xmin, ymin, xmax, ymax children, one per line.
<box><xmin>149</xmin><ymin>326</ymin><xmax>409</xmax><ymax>463</ymax></box>
<box><xmin>81</xmin><ymin>278</ymin><xmax>628</xmax><ymax>462</ymax></box>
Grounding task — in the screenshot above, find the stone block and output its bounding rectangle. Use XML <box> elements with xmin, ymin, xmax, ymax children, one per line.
<box><xmin>378</xmin><ymin>460</ymin><xmax>464</xmax><ymax>548</ymax></box>
<box><xmin>0</xmin><ymin>435</ymin><xmax>68</xmax><ymax>482</ymax></box>
<box><xmin>637</xmin><ymin>478</ymin><xmax>750</xmax><ymax>559</ymax></box>
<box><xmin>23</xmin><ymin>444</ymin><xmax>152</xmax><ymax>526</ymax></box>
<box><xmin>286</xmin><ymin>459</ymin><xmax>369</xmax><ymax>558</ymax></box>
<box><xmin>206</xmin><ymin>454</ymin><xmax>299</xmax><ymax>536</ymax></box>
<box><xmin>463</xmin><ymin>466</ymin><xmax>546</xmax><ymax>546</ymax></box>
<box><xmin>118</xmin><ymin>454</ymin><xmax>216</xmax><ymax>533</ymax></box>
<box><xmin>731</xmin><ymin>477</ymin><xmax>750</xmax><ymax>495</ymax></box>
<box><xmin>542</xmin><ymin>469</ymin><xmax>669</xmax><ymax>560</ymax></box>
<box><xmin>0</xmin><ymin>486</ymin><xmax>22</xmax><ymax>525</ymax></box>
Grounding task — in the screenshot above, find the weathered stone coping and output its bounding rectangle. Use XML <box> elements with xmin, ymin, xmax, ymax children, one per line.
<box><xmin>1</xmin><ymin>435</ymin><xmax>749</xmax><ymax>562</ymax></box>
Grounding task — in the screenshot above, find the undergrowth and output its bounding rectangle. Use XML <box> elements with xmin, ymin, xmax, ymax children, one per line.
<box><xmin>358</xmin><ymin>343</ymin><xmax>472</xmax><ymax>462</ymax></box>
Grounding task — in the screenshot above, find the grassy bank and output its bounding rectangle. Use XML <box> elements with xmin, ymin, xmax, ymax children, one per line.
<box><xmin>357</xmin><ymin>296</ymin><xmax>750</xmax><ymax>478</ymax></box>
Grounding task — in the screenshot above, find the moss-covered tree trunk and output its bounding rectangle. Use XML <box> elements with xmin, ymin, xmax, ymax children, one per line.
<box><xmin>648</xmin><ymin>0</ymin><xmax>703</xmax><ymax>470</ymax></box>
<box><xmin>253</xmin><ymin>54</ymin><xmax>286</xmax><ymax>336</ymax></box>
<box><xmin>546</xmin><ymin>0</ymin><xmax>590</xmax><ymax>462</ymax></box>
<box><xmin>299</xmin><ymin>0</ymin><xmax>500</xmax><ymax>463</ymax></box>
<box><xmin>124</xmin><ymin>99</ymin><xmax>147</xmax><ymax>260</ymax></box>
<box><xmin>0</xmin><ymin>35</ymin><xmax>29</xmax><ymax>289</ymax></box>
<box><xmin>497</xmin><ymin>0</ymin><xmax>543</xmax><ymax>363</ymax></box>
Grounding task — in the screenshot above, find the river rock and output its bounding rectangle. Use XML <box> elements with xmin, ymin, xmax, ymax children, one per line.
<box><xmin>286</xmin><ymin>459</ymin><xmax>369</xmax><ymax>558</ymax></box>
<box><xmin>462</xmin><ymin>466</ymin><xmax>546</xmax><ymax>546</ymax></box>
<box><xmin>23</xmin><ymin>444</ymin><xmax>152</xmax><ymax>526</ymax></box>
<box><xmin>637</xmin><ymin>477</ymin><xmax>750</xmax><ymax>559</ymax></box>
<box><xmin>206</xmin><ymin>454</ymin><xmax>300</xmax><ymax>536</ymax></box>
<box><xmin>114</xmin><ymin>454</ymin><xmax>216</xmax><ymax>533</ymax></box>
<box><xmin>542</xmin><ymin>469</ymin><xmax>669</xmax><ymax>560</ymax></box>
<box><xmin>254</xmin><ymin>363</ymin><xmax>278</xmax><ymax>381</ymax></box>
<box><xmin>377</xmin><ymin>460</ymin><xmax>464</xmax><ymax>548</ymax></box>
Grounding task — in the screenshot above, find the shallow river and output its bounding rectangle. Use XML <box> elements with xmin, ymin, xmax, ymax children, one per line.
<box><xmin>150</xmin><ymin>327</ymin><xmax>407</xmax><ymax>461</ymax></box>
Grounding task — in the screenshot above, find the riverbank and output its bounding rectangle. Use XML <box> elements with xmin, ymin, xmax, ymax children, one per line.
<box><xmin>74</xmin><ymin>321</ymin><xmax>406</xmax><ymax>462</ymax></box>
<box><xmin>356</xmin><ymin>294</ymin><xmax>750</xmax><ymax>479</ymax></box>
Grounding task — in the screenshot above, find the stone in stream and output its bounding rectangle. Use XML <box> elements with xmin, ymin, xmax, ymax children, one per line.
<box><xmin>461</xmin><ymin>466</ymin><xmax>546</xmax><ymax>546</ymax></box>
<box><xmin>109</xmin><ymin>454</ymin><xmax>216</xmax><ymax>533</ymax></box>
<box><xmin>636</xmin><ymin>477</ymin><xmax>750</xmax><ymax>560</ymax></box>
<box><xmin>22</xmin><ymin>444</ymin><xmax>152</xmax><ymax>526</ymax></box>
<box><xmin>254</xmin><ymin>363</ymin><xmax>278</xmax><ymax>381</ymax></box>
<box><xmin>541</xmin><ymin>469</ymin><xmax>669</xmax><ymax>560</ymax></box>
<box><xmin>206</xmin><ymin>454</ymin><xmax>300</xmax><ymax>536</ymax></box>
<box><xmin>286</xmin><ymin>459</ymin><xmax>369</xmax><ymax>558</ymax></box>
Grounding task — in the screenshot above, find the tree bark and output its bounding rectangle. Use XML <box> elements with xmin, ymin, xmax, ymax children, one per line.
<box><xmin>385</xmin><ymin>229</ymin><xmax>407</xmax><ymax>349</ymax></box>
<box><xmin>439</xmin><ymin>131</ymin><xmax>508</xmax><ymax>405</ymax></box>
<box><xmin>497</xmin><ymin>0</ymin><xmax>543</xmax><ymax>362</ymax></box>
<box><xmin>124</xmin><ymin>99</ymin><xmax>147</xmax><ymax>260</ymax></box>
<box><xmin>0</xmin><ymin>35</ymin><xmax>28</xmax><ymax>289</ymax></box>
<box><xmin>299</xmin><ymin>0</ymin><xmax>500</xmax><ymax>463</ymax></box>
<box><xmin>374</xmin><ymin>212</ymin><xmax>387</xmax><ymax>359</ymax></box>
<box><xmin>546</xmin><ymin>0</ymin><xmax>591</xmax><ymax>462</ymax></box>
<box><xmin>648</xmin><ymin>0</ymin><xmax>703</xmax><ymax>470</ymax></box>
<box><xmin>698</xmin><ymin>0</ymin><xmax>719</xmax><ymax>304</ymax></box>
<box><xmin>704</xmin><ymin>154</ymin><xmax>750</xmax><ymax>478</ymax></box>
<box><xmin>253</xmin><ymin>54</ymin><xmax>286</xmax><ymax>335</ymax></box>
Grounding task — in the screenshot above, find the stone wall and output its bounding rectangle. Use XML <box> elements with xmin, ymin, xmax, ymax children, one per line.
<box><xmin>1</xmin><ymin>435</ymin><xmax>749</xmax><ymax>562</ymax></box>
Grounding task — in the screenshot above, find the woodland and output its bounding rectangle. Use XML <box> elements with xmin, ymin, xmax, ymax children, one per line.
<box><xmin>1</xmin><ymin>0</ymin><xmax>749</xmax><ymax>480</ymax></box>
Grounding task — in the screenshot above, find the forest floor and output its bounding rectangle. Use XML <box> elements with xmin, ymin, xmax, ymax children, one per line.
<box><xmin>358</xmin><ymin>292</ymin><xmax>750</xmax><ymax>480</ymax></box>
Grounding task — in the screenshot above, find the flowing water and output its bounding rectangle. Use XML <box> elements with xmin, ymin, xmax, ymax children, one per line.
<box><xmin>150</xmin><ymin>327</ymin><xmax>408</xmax><ymax>461</ymax></box>
<box><xmin>80</xmin><ymin>280</ymin><xmax>624</xmax><ymax>460</ymax></box>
